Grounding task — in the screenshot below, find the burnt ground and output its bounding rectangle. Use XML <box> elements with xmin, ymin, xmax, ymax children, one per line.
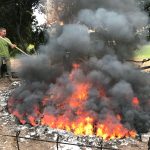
<box><xmin>0</xmin><ymin>60</ymin><xmax>149</xmax><ymax>150</ymax></box>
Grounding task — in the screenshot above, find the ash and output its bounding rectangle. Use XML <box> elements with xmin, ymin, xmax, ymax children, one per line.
<box><xmin>0</xmin><ymin>81</ymin><xmax>149</xmax><ymax>150</ymax></box>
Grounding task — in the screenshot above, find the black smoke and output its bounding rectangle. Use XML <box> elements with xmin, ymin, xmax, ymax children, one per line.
<box><xmin>8</xmin><ymin>0</ymin><xmax>150</xmax><ymax>135</ymax></box>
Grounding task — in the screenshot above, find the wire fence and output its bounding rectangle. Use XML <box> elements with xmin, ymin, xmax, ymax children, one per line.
<box><xmin>0</xmin><ymin>132</ymin><xmax>119</xmax><ymax>150</ymax></box>
<box><xmin>127</xmin><ymin>59</ymin><xmax>150</xmax><ymax>71</ymax></box>
<box><xmin>127</xmin><ymin>58</ymin><xmax>150</xmax><ymax>63</ymax></box>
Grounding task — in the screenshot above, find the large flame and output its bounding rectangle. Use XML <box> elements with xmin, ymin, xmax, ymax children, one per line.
<box><xmin>8</xmin><ymin>64</ymin><xmax>137</xmax><ymax>140</ymax></box>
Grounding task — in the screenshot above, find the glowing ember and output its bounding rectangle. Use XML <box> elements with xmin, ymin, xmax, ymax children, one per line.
<box><xmin>132</xmin><ymin>97</ymin><xmax>140</xmax><ymax>106</ymax></box>
<box><xmin>72</xmin><ymin>63</ymin><xmax>80</xmax><ymax>69</ymax></box>
<box><xmin>12</xmin><ymin>111</ymin><xmax>26</xmax><ymax>125</ymax></box>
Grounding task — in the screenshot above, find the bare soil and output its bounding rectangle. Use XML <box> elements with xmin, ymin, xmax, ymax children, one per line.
<box><xmin>0</xmin><ymin>78</ymin><xmax>12</xmax><ymax>91</ymax></box>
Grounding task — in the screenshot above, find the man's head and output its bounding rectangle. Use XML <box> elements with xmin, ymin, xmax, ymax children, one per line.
<box><xmin>0</xmin><ymin>28</ymin><xmax>7</xmax><ymax>37</ymax></box>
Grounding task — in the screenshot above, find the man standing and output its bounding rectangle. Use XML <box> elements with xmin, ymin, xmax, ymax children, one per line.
<box><xmin>0</xmin><ymin>27</ymin><xmax>16</xmax><ymax>79</ymax></box>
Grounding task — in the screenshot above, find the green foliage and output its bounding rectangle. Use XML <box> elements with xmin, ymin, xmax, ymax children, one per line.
<box><xmin>134</xmin><ymin>44</ymin><xmax>150</xmax><ymax>60</ymax></box>
<box><xmin>0</xmin><ymin>0</ymin><xmax>44</xmax><ymax>56</ymax></box>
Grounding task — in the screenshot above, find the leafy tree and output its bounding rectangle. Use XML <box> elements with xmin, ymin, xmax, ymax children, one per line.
<box><xmin>0</xmin><ymin>0</ymin><xmax>44</xmax><ymax>56</ymax></box>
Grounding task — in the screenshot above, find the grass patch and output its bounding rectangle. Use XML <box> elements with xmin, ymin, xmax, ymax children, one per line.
<box><xmin>134</xmin><ymin>44</ymin><xmax>150</xmax><ymax>60</ymax></box>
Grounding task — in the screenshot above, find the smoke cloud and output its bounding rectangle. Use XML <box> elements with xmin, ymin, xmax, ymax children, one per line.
<box><xmin>8</xmin><ymin>0</ymin><xmax>150</xmax><ymax>136</ymax></box>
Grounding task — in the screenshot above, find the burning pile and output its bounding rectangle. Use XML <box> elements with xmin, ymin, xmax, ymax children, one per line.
<box><xmin>8</xmin><ymin>0</ymin><xmax>150</xmax><ymax>140</ymax></box>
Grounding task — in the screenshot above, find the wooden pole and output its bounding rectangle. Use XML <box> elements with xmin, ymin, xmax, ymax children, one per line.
<box><xmin>56</xmin><ymin>134</ymin><xmax>59</xmax><ymax>150</ymax></box>
<box><xmin>16</xmin><ymin>131</ymin><xmax>20</xmax><ymax>150</ymax></box>
<box><xmin>0</xmin><ymin>36</ymin><xmax>30</xmax><ymax>56</ymax></box>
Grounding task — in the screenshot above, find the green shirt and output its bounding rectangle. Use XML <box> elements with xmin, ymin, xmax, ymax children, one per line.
<box><xmin>0</xmin><ymin>37</ymin><xmax>12</xmax><ymax>57</ymax></box>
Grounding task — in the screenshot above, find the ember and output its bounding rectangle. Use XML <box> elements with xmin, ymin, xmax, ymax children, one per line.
<box><xmin>132</xmin><ymin>97</ymin><xmax>140</xmax><ymax>106</ymax></box>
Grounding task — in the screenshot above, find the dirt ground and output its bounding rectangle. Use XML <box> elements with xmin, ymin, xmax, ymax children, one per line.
<box><xmin>0</xmin><ymin>78</ymin><xmax>12</xmax><ymax>91</ymax></box>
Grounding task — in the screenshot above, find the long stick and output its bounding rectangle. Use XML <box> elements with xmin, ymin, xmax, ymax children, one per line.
<box><xmin>0</xmin><ymin>36</ymin><xmax>29</xmax><ymax>56</ymax></box>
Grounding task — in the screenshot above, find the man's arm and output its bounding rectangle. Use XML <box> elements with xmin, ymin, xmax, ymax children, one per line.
<box><xmin>6</xmin><ymin>38</ymin><xmax>16</xmax><ymax>49</ymax></box>
<box><xmin>0</xmin><ymin>36</ymin><xmax>29</xmax><ymax>56</ymax></box>
<box><xmin>10</xmin><ymin>44</ymin><xmax>17</xmax><ymax>49</ymax></box>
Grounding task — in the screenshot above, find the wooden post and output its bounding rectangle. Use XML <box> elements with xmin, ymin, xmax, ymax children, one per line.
<box><xmin>16</xmin><ymin>131</ymin><xmax>20</xmax><ymax>150</ymax></box>
<box><xmin>56</xmin><ymin>134</ymin><xmax>59</xmax><ymax>150</ymax></box>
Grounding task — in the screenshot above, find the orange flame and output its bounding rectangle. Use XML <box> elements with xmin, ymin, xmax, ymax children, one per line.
<box><xmin>96</xmin><ymin>115</ymin><xmax>136</xmax><ymax>140</ymax></box>
<box><xmin>68</xmin><ymin>83</ymin><xmax>90</xmax><ymax>108</ymax></box>
<box><xmin>28</xmin><ymin>105</ymin><xmax>40</xmax><ymax>126</ymax></box>
<box><xmin>9</xmin><ymin>66</ymin><xmax>138</xmax><ymax>140</ymax></box>
<box><xmin>132</xmin><ymin>97</ymin><xmax>140</xmax><ymax>106</ymax></box>
<box><xmin>13</xmin><ymin>110</ymin><xmax>26</xmax><ymax>124</ymax></box>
